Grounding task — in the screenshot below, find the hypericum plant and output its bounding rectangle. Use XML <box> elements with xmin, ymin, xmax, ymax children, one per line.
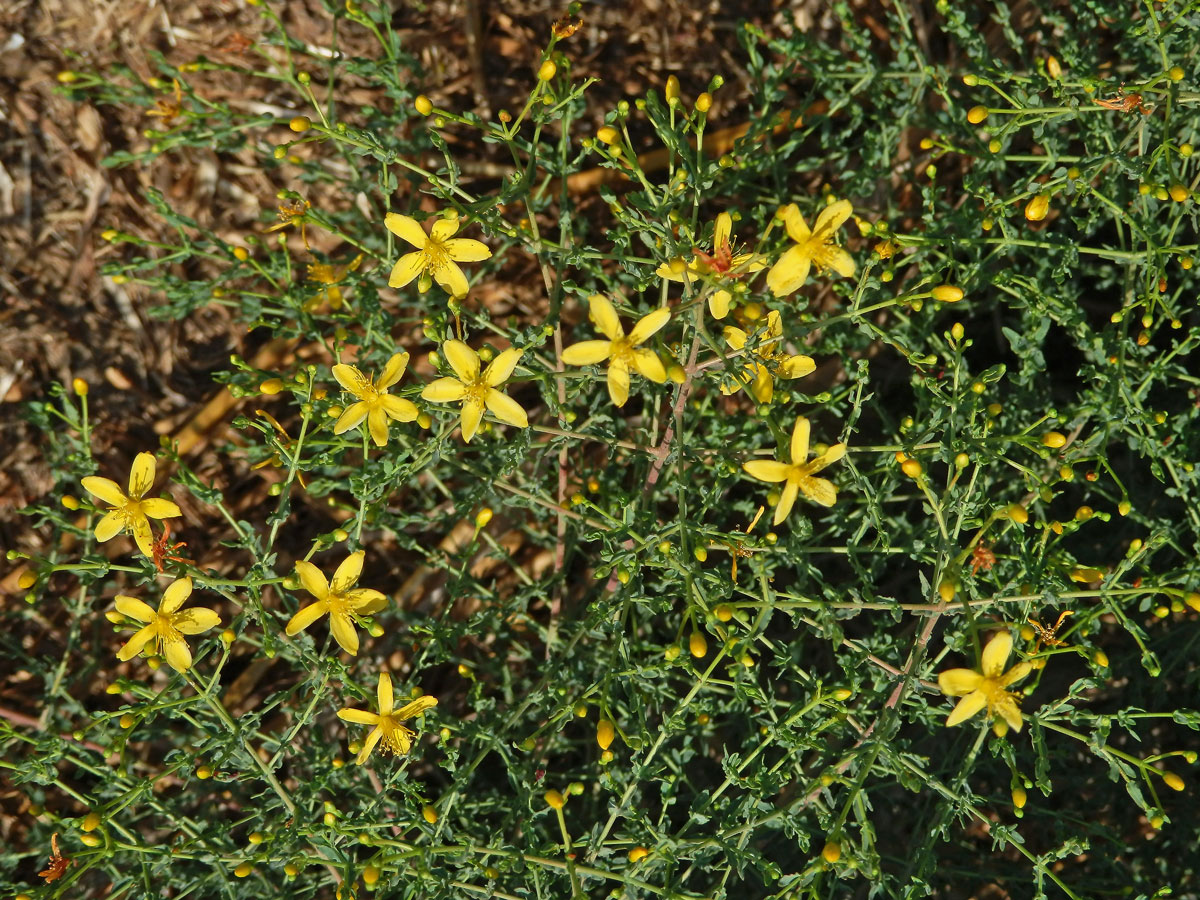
<box><xmin>8</xmin><ymin>1</ymin><xmax>1200</xmax><ymax>898</ymax></box>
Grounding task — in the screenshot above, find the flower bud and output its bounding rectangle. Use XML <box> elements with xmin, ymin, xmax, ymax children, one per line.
<box><xmin>821</xmin><ymin>841</ymin><xmax>841</xmax><ymax>863</ymax></box>
<box><xmin>966</xmin><ymin>106</ymin><xmax>988</xmax><ymax>124</ymax></box>
<box><xmin>695</xmin><ymin>92</ymin><xmax>712</xmax><ymax>113</ymax></box>
<box><xmin>73</xmin><ymin>377</ymin><xmax>89</xmax><ymax>396</ymax></box>
<box><xmin>544</xmin><ymin>789</ymin><xmax>565</xmax><ymax>809</ymax></box>
<box><xmin>596</xmin><ymin>719</ymin><xmax>615</xmax><ymax>750</ymax></box>
<box><xmin>1025</xmin><ymin>194</ymin><xmax>1050</xmax><ymax>222</ymax></box>
<box><xmin>689</xmin><ymin>631</ymin><xmax>707</xmax><ymax>658</ymax></box>
<box><xmin>289</xmin><ymin>116</ymin><xmax>311</xmax><ymax>133</ymax></box>
<box><xmin>1163</xmin><ymin>772</ymin><xmax>1185</xmax><ymax>792</ymax></box>
<box><xmin>414</xmin><ymin>95</ymin><xmax>433</xmax><ymax>116</ymax></box>
<box><xmin>537</xmin><ymin>60</ymin><xmax>557</xmax><ymax>82</ymax></box>
<box><xmin>931</xmin><ymin>285</ymin><xmax>963</xmax><ymax>302</ymax></box>
<box><xmin>1041</xmin><ymin>431</ymin><xmax>1067</xmax><ymax>448</ymax></box>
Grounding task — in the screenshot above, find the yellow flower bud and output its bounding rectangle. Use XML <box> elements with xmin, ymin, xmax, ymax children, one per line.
<box><xmin>1185</xmin><ymin>592</ymin><xmax>1200</xmax><ymax>613</ymax></box>
<box><xmin>901</xmin><ymin>458</ymin><xmax>923</xmax><ymax>479</ymax></box>
<box><xmin>422</xmin><ymin>804</ymin><xmax>438</xmax><ymax>823</ymax></box>
<box><xmin>821</xmin><ymin>841</ymin><xmax>842</xmax><ymax>863</ymax></box>
<box><xmin>119</xmin><ymin>714</ymin><xmax>136</xmax><ymax>729</ymax></box>
<box><xmin>1025</xmin><ymin>193</ymin><xmax>1050</xmax><ymax>221</ymax></box>
<box><xmin>1117</xmin><ymin>500</ymin><xmax>1131</xmax><ymax>516</ymax></box>
<box><xmin>82</xmin><ymin>812</ymin><xmax>102</xmax><ymax>832</ymax></box>
<box><xmin>597</xmin><ymin>125</ymin><xmax>619</xmax><ymax>145</ymax></box>
<box><xmin>233</xmin><ymin>246</ymin><xmax>250</xmax><ymax>261</ymax></box>
<box><xmin>938</xmin><ymin>579</ymin><xmax>956</xmax><ymax>603</ymax></box>
<box><xmin>666</xmin><ymin>363</ymin><xmax>686</xmax><ymax>384</ymax></box>
<box><xmin>966</xmin><ymin>106</ymin><xmax>988</xmax><ymax>124</ymax></box>
<box><xmin>537</xmin><ymin>60</ymin><xmax>557</xmax><ymax>82</ymax></box>
<box><xmin>1168</xmin><ymin>66</ymin><xmax>1184</xmax><ymax>82</ymax></box>
<box><xmin>596</xmin><ymin>719</ymin><xmax>615</xmax><ymax>750</ymax></box>
<box><xmin>414</xmin><ymin>95</ymin><xmax>433</xmax><ymax>116</ymax></box>
<box><xmin>1163</xmin><ymin>771</ymin><xmax>1185</xmax><ymax>792</ymax></box>
<box><xmin>363</xmin><ymin>864</ymin><xmax>381</xmax><ymax>886</ymax></box>
<box><xmin>1012</xmin><ymin>787</ymin><xmax>1027</xmax><ymax>808</ymax></box>
<box><xmin>196</xmin><ymin>765</ymin><xmax>213</xmax><ymax>779</ymax></box>
<box><xmin>931</xmin><ymin>285</ymin><xmax>963</xmax><ymax>302</ymax></box>
<box><xmin>573</xmin><ymin>702</ymin><xmax>587</xmax><ymax>717</ymax></box>
<box><xmin>475</xmin><ymin>507</ymin><xmax>493</xmax><ymax>529</ymax></box>
<box><xmin>259</xmin><ymin>378</ymin><xmax>284</xmax><ymax>395</ymax></box>
<box><xmin>58</xmin><ymin>70</ymin><xmax>79</xmax><ymax>83</ymax></box>
<box><xmin>695</xmin><ymin>92</ymin><xmax>712</xmax><ymax>113</ymax></box>
<box><xmin>694</xmin><ymin>546</ymin><xmax>708</xmax><ymax>562</ymax></box>
<box><xmin>1168</xmin><ymin>184</ymin><xmax>1190</xmax><ymax>203</ymax></box>
<box><xmin>17</xmin><ymin>570</ymin><xmax>36</xmax><ymax>590</ymax></box>
<box><xmin>715</xmin><ymin>603</ymin><xmax>733</xmax><ymax>622</ymax></box>
<box><xmin>80</xmin><ymin>833</ymin><xmax>102</xmax><ymax>847</ymax></box>
<box><xmin>234</xmin><ymin>862</ymin><xmax>253</xmax><ymax>878</ymax></box>
<box><xmin>1041</xmin><ymin>431</ymin><xmax>1067</xmax><ymax>448</ymax></box>
<box><xmin>665</xmin><ymin>75</ymin><xmax>680</xmax><ymax>104</ymax></box>
<box><xmin>1093</xmin><ymin>649</ymin><xmax>1109</xmax><ymax>668</ymax></box>
<box><xmin>544</xmin><ymin>789</ymin><xmax>565</xmax><ymax>809</ymax></box>
<box><xmin>1005</xmin><ymin>503</ymin><xmax>1029</xmax><ymax>524</ymax></box>
<box><xmin>689</xmin><ymin>630</ymin><xmax>708</xmax><ymax>658</ymax></box>
<box><xmin>72</xmin><ymin>377</ymin><xmax>89</xmax><ymax>396</ymax></box>
<box><xmin>1046</xmin><ymin>56</ymin><xmax>1062</xmax><ymax>79</ymax></box>
<box><xmin>628</xmin><ymin>846</ymin><xmax>649</xmax><ymax>862</ymax></box>
<box><xmin>289</xmin><ymin>116</ymin><xmax>311</xmax><ymax>133</ymax></box>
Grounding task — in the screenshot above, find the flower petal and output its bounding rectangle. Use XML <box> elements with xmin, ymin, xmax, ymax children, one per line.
<box><xmin>442</xmin><ymin>237</ymin><xmax>492</xmax><ymax>262</ymax></box>
<box><xmin>429</xmin><ymin>217</ymin><xmax>461</xmax><ymax>242</ymax></box>
<box><xmin>748</xmin><ymin>365</ymin><xmax>773</xmax><ymax>405</ymax></box>
<box><xmin>116</xmin><ymin>623</ymin><xmax>156</xmax><ymax>661</ymax></box>
<box><xmin>561</xmin><ymin>340</ymin><xmax>612</xmax><ymax>366</ymax></box>
<box><xmin>483</xmin><ymin>347</ymin><xmax>523</xmax><ymax>387</ymax></box>
<box><xmin>81</xmin><ymin>476</ymin><xmax>126</xmax><ymax>506</ymax></box>
<box><xmin>807</xmin><ymin>443</ymin><xmax>847</xmax><ymax>475</ymax></box>
<box><xmin>128</xmin><ymin>452</ymin><xmax>157</xmax><ymax>498</ymax></box>
<box><xmin>381</xmin><ymin>395</ymin><xmax>418</xmax><ymax>422</ymax></box>
<box><xmin>713</xmin><ymin>212</ymin><xmax>732</xmax><ymax>249</ymax></box>
<box><xmin>384</xmin><ymin>213</ymin><xmax>428</xmax><ymax>249</ymax></box>
<box><xmin>333</xmin><ymin>364</ymin><xmax>370</xmax><ymax>397</ymax></box>
<box><xmin>367</xmin><ymin>408</ymin><xmax>390</xmax><ymax>446</ymax></box>
<box><xmin>773</xmin><ymin>479</ymin><xmax>800</xmax><ymax>525</ymax></box>
<box><xmin>708</xmin><ymin>289</ymin><xmax>731</xmax><ymax>320</ymax></box>
<box><xmin>825</xmin><ymin>247</ymin><xmax>856</xmax><ymax>278</ymax></box>
<box><xmin>338</xmin><ymin>708</ymin><xmax>380</xmax><ymax>725</ymax></box>
<box><xmin>981</xmin><ymin>630</ymin><xmax>1014</xmax><ymax>678</ymax></box>
<box><xmin>938</xmin><ymin>668</ymin><xmax>984</xmax><ymax>696</ymax></box>
<box><xmin>115</xmin><ymin>595</ymin><xmax>156</xmax><ymax>623</ymax></box>
<box><xmin>130</xmin><ymin>515</ymin><xmax>155</xmax><ymax>557</ymax></box>
<box><xmin>173</xmin><ymin>607</ymin><xmax>220</xmax><ymax>634</ymax></box>
<box><xmin>160</xmin><ymin>577</ymin><xmax>193</xmax><ymax>615</ymax></box>
<box><xmin>347</xmin><ymin>589</ymin><xmax>388</xmax><ymax>613</ymax></box>
<box><xmin>627</xmin><ymin>306</ymin><xmax>671</xmax><ymax>346</ymax></box>
<box><xmin>766</xmin><ymin>245</ymin><xmax>812</xmax><ymax>297</ymax></box>
<box><xmin>422</xmin><ymin>377</ymin><xmax>467</xmax><ymax>403</ymax></box>
<box><xmin>141</xmin><ymin>498</ymin><xmax>181</xmax><ymax>520</ymax></box>
<box><xmin>743</xmin><ymin>460</ymin><xmax>791</xmax><ymax>483</ymax></box>
<box><xmin>94</xmin><ymin>510</ymin><xmax>125</xmax><ymax>543</ymax></box>
<box><xmin>995</xmin><ymin>696</ymin><xmax>1025</xmax><ymax>732</ymax></box>
<box><xmin>395</xmin><ymin>694</ymin><xmax>439</xmax><ymax>721</ymax></box>
<box><xmin>388</xmin><ymin>251</ymin><xmax>425</xmax><ymax>289</ymax></box>
<box><xmin>329</xmin><ymin>612</ymin><xmax>360</xmax><ymax>655</ymax></box>
<box><xmin>460</xmin><ymin>399</ymin><xmax>484</xmax><ymax>442</ymax></box>
<box><xmin>798</xmin><ymin>475</ymin><xmax>838</xmax><ymax>507</ymax></box>
<box><xmin>782</xmin><ymin>204</ymin><xmax>811</xmax><ymax>243</ymax></box>
<box><xmin>812</xmin><ymin>199</ymin><xmax>853</xmax><ymax>241</ymax></box>
<box><xmin>334</xmin><ymin>401</ymin><xmax>369</xmax><ymax>434</ymax></box>
<box><xmin>630</xmin><ymin>348</ymin><xmax>666</xmax><ymax>383</ymax></box>
<box><xmin>331</xmin><ymin>551</ymin><xmax>365</xmax><ymax>593</ymax></box>
<box><xmin>1001</xmin><ymin>661</ymin><xmax>1033</xmax><ymax>688</ymax></box>
<box><xmin>431</xmin><ymin>260</ymin><xmax>470</xmax><ymax>298</ymax></box>
<box><xmin>790</xmin><ymin>417</ymin><xmax>811</xmax><ymax>465</ymax></box>
<box><xmin>356</xmin><ymin>725</ymin><xmax>383</xmax><ymax>764</ymax></box>
<box><xmin>295</xmin><ymin>560</ymin><xmax>329</xmax><ymax>600</ymax></box>
<box><xmin>162</xmin><ymin>638</ymin><xmax>193</xmax><ymax>672</ymax></box>
<box><xmin>606</xmin><ymin>358</ymin><xmax>630</xmax><ymax>408</ymax></box>
<box><xmin>377</xmin><ymin>671</ymin><xmax>394</xmax><ymax>716</ymax></box>
<box><xmin>286</xmin><ymin>600</ymin><xmax>329</xmax><ymax>636</ymax></box>
<box><xmin>586</xmin><ymin>294</ymin><xmax>623</xmax><ymax>341</ymax></box>
<box><xmin>779</xmin><ymin>354</ymin><xmax>817</xmax><ymax>379</ymax></box>
<box><xmin>723</xmin><ymin>326</ymin><xmax>748</xmax><ymax>351</ymax></box>
<box><xmin>378</xmin><ymin>352</ymin><xmax>410</xmax><ymax>390</ymax></box>
<box><xmin>484</xmin><ymin>389</ymin><xmax>529</xmax><ymax>428</ymax></box>
<box><xmin>442</xmin><ymin>340</ymin><xmax>480</xmax><ymax>383</ymax></box>
<box><xmin>945</xmin><ymin>691</ymin><xmax>987</xmax><ymax>727</ymax></box>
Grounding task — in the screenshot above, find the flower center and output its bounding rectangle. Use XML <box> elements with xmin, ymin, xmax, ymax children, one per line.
<box><xmin>422</xmin><ymin>238</ymin><xmax>451</xmax><ymax>275</ymax></box>
<box><xmin>462</xmin><ymin>378</ymin><xmax>490</xmax><ymax>408</ymax></box>
<box><xmin>378</xmin><ymin>716</ymin><xmax>414</xmax><ymax>756</ymax></box>
<box><xmin>153</xmin><ymin>614</ymin><xmax>182</xmax><ymax>651</ymax></box>
<box><xmin>806</xmin><ymin>237</ymin><xmax>841</xmax><ymax>272</ymax></box>
<box><xmin>611</xmin><ymin>337</ymin><xmax>636</xmax><ymax>365</ymax></box>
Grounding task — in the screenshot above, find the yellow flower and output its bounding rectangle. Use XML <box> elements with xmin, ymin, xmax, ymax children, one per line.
<box><xmin>420</xmin><ymin>341</ymin><xmax>528</xmax><ymax>443</ymax></box>
<box><xmin>285</xmin><ymin>551</ymin><xmax>387</xmax><ymax>656</ymax></box>
<box><xmin>656</xmin><ymin>212</ymin><xmax>766</xmax><ymax>319</ymax></box>
<box><xmin>332</xmin><ymin>352</ymin><xmax>419</xmax><ymax>447</ymax></box>
<box><xmin>337</xmin><ymin>671</ymin><xmax>438</xmax><ymax>765</ymax></box>
<box><xmin>743</xmin><ymin>417</ymin><xmax>846</xmax><ymax>525</ymax></box>
<box><xmin>114</xmin><ymin>577</ymin><xmax>220</xmax><ymax>672</ymax></box>
<box><xmin>560</xmin><ymin>294</ymin><xmax>670</xmax><ymax>407</ymax></box>
<box><xmin>304</xmin><ymin>253</ymin><xmax>364</xmax><ymax>312</ymax></box>
<box><xmin>721</xmin><ymin>309</ymin><xmax>816</xmax><ymax>404</ymax></box>
<box><xmin>766</xmin><ymin>199</ymin><xmax>856</xmax><ymax>297</ymax></box>
<box><xmin>385</xmin><ymin>212</ymin><xmax>491</xmax><ymax>297</ymax></box>
<box><xmin>81</xmin><ymin>452</ymin><xmax>182</xmax><ymax>558</ymax></box>
<box><xmin>937</xmin><ymin>630</ymin><xmax>1032</xmax><ymax>732</ymax></box>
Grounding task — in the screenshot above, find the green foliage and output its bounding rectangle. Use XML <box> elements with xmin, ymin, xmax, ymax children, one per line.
<box><xmin>8</xmin><ymin>0</ymin><xmax>1200</xmax><ymax>898</ymax></box>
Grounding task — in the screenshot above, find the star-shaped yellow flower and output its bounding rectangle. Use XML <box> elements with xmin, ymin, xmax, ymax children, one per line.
<box><xmin>114</xmin><ymin>577</ymin><xmax>221</xmax><ymax>672</ymax></box>
<box><xmin>656</xmin><ymin>212</ymin><xmax>766</xmax><ymax>319</ymax></box>
<box><xmin>338</xmin><ymin>671</ymin><xmax>438</xmax><ymax>765</ymax></box>
<box><xmin>304</xmin><ymin>253</ymin><xmax>363</xmax><ymax>312</ymax></box>
<box><xmin>938</xmin><ymin>630</ymin><xmax>1032</xmax><ymax>732</ymax></box>
<box><xmin>385</xmin><ymin>212</ymin><xmax>491</xmax><ymax>297</ymax></box>
<box><xmin>420</xmin><ymin>341</ymin><xmax>528</xmax><ymax>443</ymax></box>
<box><xmin>332</xmin><ymin>352</ymin><xmax>419</xmax><ymax>447</ymax></box>
<box><xmin>560</xmin><ymin>294</ymin><xmax>670</xmax><ymax>407</ymax></box>
<box><xmin>766</xmin><ymin>199</ymin><xmax>856</xmax><ymax>297</ymax></box>
<box><xmin>743</xmin><ymin>417</ymin><xmax>846</xmax><ymax>525</ymax></box>
<box><xmin>81</xmin><ymin>452</ymin><xmax>182</xmax><ymax>558</ymax></box>
<box><xmin>722</xmin><ymin>309</ymin><xmax>816</xmax><ymax>404</ymax></box>
<box><xmin>285</xmin><ymin>551</ymin><xmax>387</xmax><ymax>656</ymax></box>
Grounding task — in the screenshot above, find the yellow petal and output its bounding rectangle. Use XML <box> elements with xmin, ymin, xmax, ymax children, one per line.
<box><xmin>332</xmin><ymin>363</ymin><xmax>370</xmax><ymax>396</ymax></box>
<box><xmin>587</xmin><ymin>294</ymin><xmax>623</xmax><ymax>341</ymax></box>
<box><xmin>1001</xmin><ymin>661</ymin><xmax>1033</xmax><ymax>688</ymax></box>
<box><xmin>561</xmin><ymin>340</ymin><xmax>613</xmax><ymax>366</ymax></box>
<box><xmin>995</xmin><ymin>696</ymin><xmax>1024</xmax><ymax>732</ymax></box>
<box><xmin>766</xmin><ymin>245</ymin><xmax>812</xmax><ymax>297</ymax></box>
<box><xmin>115</xmin><ymin>595</ymin><xmax>156</xmax><ymax>623</ymax></box>
<box><xmin>384</xmin><ymin>213</ymin><xmax>428</xmax><ymax>249</ymax></box>
<box><xmin>743</xmin><ymin>459</ymin><xmax>791</xmax><ymax>483</ymax></box>
<box><xmin>338</xmin><ymin>708</ymin><xmax>380</xmax><ymax>725</ymax></box>
<box><xmin>334</xmin><ymin>401</ymin><xmax>369</xmax><ymax>434</ymax></box>
<box><xmin>938</xmin><ymin>668</ymin><xmax>983</xmax><ymax>696</ymax></box>
<box><xmin>713</xmin><ymin>212</ymin><xmax>732</xmax><ymax>248</ymax></box>
<box><xmin>378</xmin><ymin>352</ymin><xmax>410</xmax><ymax>390</ymax></box>
<box><xmin>798</xmin><ymin>475</ymin><xmax>838</xmax><ymax>507</ymax></box>
<box><xmin>708</xmin><ymin>289</ymin><xmax>731</xmax><ymax>320</ymax></box>
<box><xmin>377</xmin><ymin>671</ymin><xmax>394</xmax><ymax>716</ymax></box>
<box><xmin>380</xmin><ymin>395</ymin><xmax>418</xmax><ymax>422</ymax></box>
<box><xmin>606</xmin><ymin>358</ymin><xmax>630</xmax><ymax>407</ymax></box>
<box><xmin>286</xmin><ymin>600</ymin><xmax>329</xmax><ymax>635</ymax></box>
<box><xmin>484</xmin><ymin>389</ymin><xmax>529</xmax><ymax>428</ymax></box>
<box><xmin>173</xmin><ymin>607</ymin><xmax>220</xmax><ymax>634</ymax></box>
<box><xmin>627</xmin><ymin>306</ymin><xmax>671</xmax><ymax>346</ymax></box>
<box><xmin>329</xmin><ymin>612</ymin><xmax>360</xmax><ymax>655</ymax></box>
<box><xmin>630</xmin><ymin>348</ymin><xmax>666</xmax><ymax>383</ymax></box>
<box><xmin>429</xmin><ymin>217</ymin><xmax>461</xmax><ymax>242</ymax></box>
<box><xmin>431</xmin><ymin>260</ymin><xmax>469</xmax><ymax>298</ymax></box>
<box><xmin>981</xmin><ymin>630</ymin><xmax>1013</xmax><ymax>678</ymax></box>
<box><xmin>388</xmin><ymin>251</ymin><xmax>425</xmax><ymax>289</ymax></box>
<box><xmin>779</xmin><ymin>354</ymin><xmax>817</xmax><ymax>379</ymax></box>
<box><xmin>825</xmin><ymin>247</ymin><xmax>856</xmax><ymax>278</ymax></box>
<box><xmin>159</xmin><ymin>576</ymin><xmax>193</xmax><ymax>615</ymax></box>
<box><xmin>442</xmin><ymin>340</ymin><xmax>480</xmax><ymax>383</ymax></box>
<box><xmin>723</xmin><ymin>326</ymin><xmax>748</xmax><ymax>351</ymax></box>
<box><xmin>748</xmin><ymin>365</ymin><xmax>773</xmax><ymax>405</ymax></box>
<box><xmin>781</xmin><ymin>204</ymin><xmax>811</xmax><ymax>243</ymax></box>
<box><xmin>94</xmin><ymin>510</ymin><xmax>125</xmax><ymax>543</ymax></box>
<box><xmin>141</xmin><ymin>498</ymin><xmax>181</xmax><ymax>519</ymax></box>
<box><xmin>162</xmin><ymin>638</ymin><xmax>193</xmax><ymax>672</ymax></box>
<box><xmin>442</xmin><ymin>237</ymin><xmax>492</xmax><ymax>262</ymax></box>
<box><xmin>483</xmin><ymin>347</ymin><xmax>523</xmax><ymax>387</ymax></box>
<box><xmin>367</xmin><ymin>408</ymin><xmax>390</xmax><ymax>446</ymax></box>
<box><xmin>347</xmin><ymin>589</ymin><xmax>388</xmax><ymax>613</ymax></box>
<box><xmin>790</xmin><ymin>417</ymin><xmax>811</xmax><ymax>465</ymax></box>
<box><xmin>807</xmin><ymin>443</ymin><xmax>846</xmax><ymax>475</ymax></box>
<box><xmin>130</xmin><ymin>515</ymin><xmax>155</xmax><ymax>557</ymax></box>
<box><xmin>295</xmin><ymin>560</ymin><xmax>329</xmax><ymax>600</ymax></box>
<box><xmin>945</xmin><ymin>691</ymin><xmax>987</xmax><ymax>727</ymax></box>
<box><xmin>81</xmin><ymin>476</ymin><xmax>126</xmax><ymax>506</ymax></box>
<box><xmin>812</xmin><ymin>199</ymin><xmax>853</xmax><ymax>241</ymax></box>
<box><xmin>421</xmin><ymin>377</ymin><xmax>467</xmax><ymax>403</ymax></box>
<box><xmin>356</xmin><ymin>725</ymin><xmax>383</xmax><ymax>764</ymax></box>
<box><xmin>116</xmin><ymin>623</ymin><xmax>156</xmax><ymax>661</ymax></box>
<box><xmin>460</xmin><ymin>399</ymin><xmax>484</xmax><ymax>442</ymax></box>
<box><xmin>395</xmin><ymin>694</ymin><xmax>439</xmax><ymax>720</ymax></box>
<box><xmin>128</xmin><ymin>452</ymin><xmax>157</xmax><ymax>498</ymax></box>
<box><xmin>773</xmin><ymin>479</ymin><xmax>800</xmax><ymax>525</ymax></box>
<box><xmin>331</xmin><ymin>551</ymin><xmax>365</xmax><ymax>593</ymax></box>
